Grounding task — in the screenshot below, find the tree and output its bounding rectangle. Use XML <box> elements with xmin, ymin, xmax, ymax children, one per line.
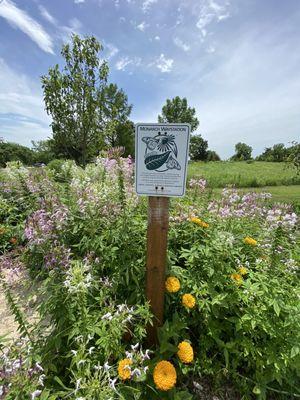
<box><xmin>101</xmin><ymin>83</ymin><xmax>134</xmax><ymax>154</ymax></box>
<box><xmin>31</xmin><ymin>139</ymin><xmax>57</xmax><ymax>164</ymax></box>
<box><xmin>231</xmin><ymin>142</ymin><xmax>252</xmax><ymax>161</ymax></box>
<box><xmin>158</xmin><ymin>96</ymin><xmax>199</xmax><ymax>132</ymax></box>
<box><xmin>189</xmin><ymin>134</ymin><xmax>208</xmax><ymax>161</ymax></box>
<box><xmin>206</xmin><ymin>150</ymin><xmax>221</xmax><ymax>161</ymax></box>
<box><xmin>0</xmin><ymin>141</ymin><xmax>34</xmax><ymax>167</ymax></box>
<box><xmin>257</xmin><ymin>143</ymin><xmax>287</xmax><ymax>162</ymax></box>
<box><xmin>42</xmin><ymin>35</ymin><xmax>109</xmax><ymax>166</ymax></box>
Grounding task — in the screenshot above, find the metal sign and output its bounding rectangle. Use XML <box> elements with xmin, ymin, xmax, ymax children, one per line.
<box><xmin>135</xmin><ymin>123</ymin><xmax>190</xmax><ymax>197</ymax></box>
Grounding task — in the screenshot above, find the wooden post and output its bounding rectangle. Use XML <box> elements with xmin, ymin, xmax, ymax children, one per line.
<box><xmin>146</xmin><ymin>196</ymin><xmax>170</xmax><ymax>347</ymax></box>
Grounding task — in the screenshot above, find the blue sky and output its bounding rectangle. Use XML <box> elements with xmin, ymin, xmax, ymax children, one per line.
<box><xmin>0</xmin><ymin>0</ymin><xmax>299</xmax><ymax>158</ymax></box>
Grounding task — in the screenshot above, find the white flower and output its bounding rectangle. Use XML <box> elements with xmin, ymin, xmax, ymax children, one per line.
<box><xmin>38</xmin><ymin>374</ymin><xmax>46</xmax><ymax>386</ymax></box>
<box><xmin>88</xmin><ymin>347</ymin><xmax>95</xmax><ymax>354</ymax></box>
<box><xmin>102</xmin><ymin>312</ymin><xmax>113</xmax><ymax>320</ymax></box>
<box><xmin>132</xmin><ymin>368</ymin><xmax>141</xmax><ymax>377</ymax></box>
<box><xmin>31</xmin><ymin>390</ymin><xmax>42</xmax><ymax>399</ymax></box>
<box><xmin>131</xmin><ymin>343</ymin><xmax>139</xmax><ymax>351</ymax></box>
<box><xmin>104</xmin><ymin>362</ymin><xmax>111</xmax><ymax>371</ymax></box>
<box><xmin>75</xmin><ymin>378</ymin><xmax>81</xmax><ymax>392</ymax></box>
<box><xmin>35</xmin><ymin>362</ymin><xmax>44</xmax><ymax>372</ymax></box>
<box><xmin>71</xmin><ymin>350</ymin><xmax>78</xmax><ymax>356</ymax></box>
<box><xmin>109</xmin><ymin>378</ymin><xmax>118</xmax><ymax>391</ymax></box>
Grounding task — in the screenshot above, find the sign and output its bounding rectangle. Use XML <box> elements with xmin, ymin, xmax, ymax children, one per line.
<box><xmin>135</xmin><ymin>123</ymin><xmax>190</xmax><ymax>197</ymax></box>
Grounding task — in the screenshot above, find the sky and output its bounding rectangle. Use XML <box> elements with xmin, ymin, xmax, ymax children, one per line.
<box><xmin>0</xmin><ymin>0</ymin><xmax>299</xmax><ymax>159</ymax></box>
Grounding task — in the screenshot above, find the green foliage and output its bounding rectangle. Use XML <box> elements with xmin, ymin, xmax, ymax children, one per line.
<box><xmin>0</xmin><ymin>141</ymin><xmax>34</xmax><ymax>167</ymax></box>
<box><xmin>231</xmin><ymin>142</ymin><xmax>253</xmax><ymax>161</ymax></box>
<box><xmin>206</xmin><ymin>150</ymin><xmax>221</xmax><ymax>161</ymax></box>
<box><xmin>42</xmin><ymin>35</ymin><xmax>109</xmax><ymax>166</ymax></box>
<box><xmin>189</xmin><ymin>134</ymin><xmax>208</xmax><ymax>160</ymax></box>
<box><xmin>158</xmin><ymin>96</ymin><xmax>199</xmax><ymax>132</ymax></box>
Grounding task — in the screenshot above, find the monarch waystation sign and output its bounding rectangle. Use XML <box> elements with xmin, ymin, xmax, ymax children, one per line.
<box><xmin>135</xmin><ymin>123</ymin><xmax>190</xmax><ymax>197</ymax></box>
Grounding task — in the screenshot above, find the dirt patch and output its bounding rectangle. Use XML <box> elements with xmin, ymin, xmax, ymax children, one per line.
<box><xmin>0</xmin><ymin>250</ymin><xmax>38</xmax><ymax>340</ymax></box>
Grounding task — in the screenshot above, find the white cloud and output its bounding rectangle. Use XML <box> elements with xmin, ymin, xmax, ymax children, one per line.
<box><xmin>0</xmin><ymin>58</ymin><xmax>51</xmax><ymax>146</ymax></box>
<box><xmin>136</xmin><ymin>21</ymin><xmax>149</xmax><ymax>31</ymax></box>
<box><xmin>154</xmin><ymin>35</ymin><xmax>160</xmax><ymax>41</ymax></box>
<box><xmin>115</xmin><ymin>56</ymin><xmax>141</xmax><ymax>71</ymax></box>
<box><xmin>74</xmin><ymin>0</ymin><xmax>85</xmax><ymax>4</ymax></box>
<box><xmin>155</xmin><ymin>54</ymin><xmax>174</xmax><ymax>73</ymax></box>
<box><xmin>142</xmin><ymin>0</ymin><xmax>157</xmax><ymax>13</ymax></box>
<box><xmin>38</xmin><ymin>5</ymin><xmax>56</xmax><ymax>25</ymax></box>
<box><xmin>173</xmin><ymin>37</ymin><xmax>190</xmax><ymax>52</ymax></box>
<box><xmin>196</xmin><ymin>0</ymin><xmax>230</xmax><ymax>37</ymax></box>
<box><xmin>105</xmin><ymin>42</ymin><xmax>119</xmax><ymax>59</ymax></box>
<box><xmin>0</xmin><ymin>0</ymin><xmax>54</xmax><ymax>54</ymax></box>
<box><xmin>60</xmin><ymin>18</ymin><xmax>83</xmax><ymax>43</ymax></box>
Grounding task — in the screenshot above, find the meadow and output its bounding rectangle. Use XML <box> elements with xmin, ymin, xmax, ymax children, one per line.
<box><xmin>188</xmin><ymin>161</ymin><xmax>300</xmax><ymax>188</ymax></box>
<box><xmin>0</xmin><ymin>159</ymin><xmax>299</xmax><ymax>400</ymax></box>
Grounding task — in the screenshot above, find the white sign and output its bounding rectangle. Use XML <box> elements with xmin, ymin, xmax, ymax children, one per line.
<box><xmin>135</xmin><ymin>123</ymin><xmax>190</xmax><ymax>197</ymax></box>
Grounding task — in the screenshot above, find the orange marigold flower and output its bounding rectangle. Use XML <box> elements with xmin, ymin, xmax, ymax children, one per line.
<box><xmin>153</xmin><ymin>361</ymin><xmax>177</xmax><ymax>391</ymax></box>
<box><xmin>190</xmin><ymin>217</ymin><xmax>209</xmax><ymax>228</ymax></box>
<box><xmin>182</xmin><ymin>294</ymin><xmax>196</xmax><ymax>309</ymax></box>
<box><xmin>230</xmin><ymin>273</ymin><xmax>243</xmax><ymax>285</ymax></box>
<box><xmin>165</xmin><ymin>276</ymin><xmax>180</xmax><ymax>293</ymax></box>
<box><xmin>238</xmin><ymin>266</ymin><xmax>248</xmax><ymax>276</ymax></box>
<box><xmin>243</xmin><ymin>237</ymin><xmax>257</xmax><ymax>246</ymax></box>
<box><xmin>177</xmin><ymin>341</ymin><xmax>194</xmax><ymax>364</ymax></box>
<box><xmin>118</xmin><ymin>358</ymin><xmax>132</xmax><ymax>380</ymax></box>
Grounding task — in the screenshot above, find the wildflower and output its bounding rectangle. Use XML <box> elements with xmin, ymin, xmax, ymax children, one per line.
<box><xmin>118</xmin><ymin>358</ymin><xmax>133</xmax><ymax>380</ymax></box>
<box><xmin>243</xmin><ymin>237</ymin><xmax>257</xmax><ymax>246</ymax></box>
<box><xmin>231</xmin><ymin>273</ymin><xmax>243</xmax><ymax>285</ymax></box>
<box><xmin>177</xmin><ymin>341</ymin><xmax>194</xmax><ymax>363</ymax></box>
<box><xmin>182</xmin><ymin>294</ymin><xmax>196</xmax><ymax>309</ymax></box>
<box><xmin>9</xmin><ymin>237</ymin><xmax>17</xmax><ymax>245</ymax></box>
<box><xmin>0</xmin><ymin>227</ymin><xmax>6</xmax><ymax>234</ymax></box>
<box><xmin>31</xmin><ymin>390</ymin><xmax>42</xmax><ymax>399</ymax></box>
<box><xmin>165</xmin><ymin>276</ymin><xmax>180</xmax><ymax>293</ymax></box>
<box><xmin>153</xmin><ymin>361</ymin><xmax>177</xmax><ymax>391</ymax></box>
<box><xmin>190</xmin><ymin>217</ymin><xmax>209</xmax><ymax>228</ymax></box>
<box><xmin>238</xmin><ymin>266</ymin><xmax>248</xmax><ymax>276</ymax></box>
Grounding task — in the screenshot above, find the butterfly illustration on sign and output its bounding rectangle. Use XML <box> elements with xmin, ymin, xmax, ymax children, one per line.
<box><xmin>142</xmin><ymin>132</ymin><xmax>181</xmax><ymax>172</ymax></box>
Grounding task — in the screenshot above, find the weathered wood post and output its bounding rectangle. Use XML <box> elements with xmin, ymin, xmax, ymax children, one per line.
<box><xmin>135</xmin><ymin>123</ymin><xmax>190</xmax><ymax>347</ymax></box>
<box><xmin>146</xmin><ymin>196</ymin><xmax>169</xmax><ymax>345</ymax></box>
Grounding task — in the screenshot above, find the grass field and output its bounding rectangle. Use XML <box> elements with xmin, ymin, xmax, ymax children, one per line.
<box><xmin>188</xmin><ymin>161</ymin><xmax>300</xmax><ymax>188</ymax></box>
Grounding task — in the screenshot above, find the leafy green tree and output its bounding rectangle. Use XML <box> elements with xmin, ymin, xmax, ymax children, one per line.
<box><xmin>0</xmin><ymin>141</ymin><xmax>34</xmax><ymax>167</ymax></box>
<box><xmin>257</xmin><ymin>143</ymin><xmax>288</xmax><ymax>162</ymax></box>
<box><xmin>101</xmin><ymin>84</ymin><xmax>134</xmax><ymax>154</ymax></box>
<box><xmin>42</xmin><ymin>35</ymin><xmax>109</xmax><ymax>166</ymax></box>
<box><xmin>31</xmin><ymin>139</ymin><xmax>57</xmax><ymax>164</ymax></box>
<box><xmin>206</xmin><ymin>150</ymin><xmax>221</xmax><ymax>161</ymax></box>
<box><xmin>231</xmin><ymin>142</ymin><xmax>252</xmax><ymax>161</ymax></box>
<box><xmin>287</xmin><ymin>141</ymin><xmax>300</xmax><ymax>174</ymax></box>
<box><xmin>158</xmin><ymin>96</ymin><xmax>199</xmax><ymax>131</ymax></box>
<box><xmin>189</xmin><ymin>134</ymin><xmax>208</xmax><ymax>160</ymax></box>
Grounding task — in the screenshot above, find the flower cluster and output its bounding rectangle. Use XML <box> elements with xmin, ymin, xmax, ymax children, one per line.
<box><xmin>190</xmin><ymin>216</ymin><xmax>209</xmax><ymax>228</ymax></box>
<box><xmin>189</xmin><ymin>178</ymin><xmax>207</xmax><ymax>191</ymax></box>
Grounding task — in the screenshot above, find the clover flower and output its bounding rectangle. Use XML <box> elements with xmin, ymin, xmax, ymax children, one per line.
<box><xmin>118</xmin><ymin>358</ymin><xmax>132</xmax><ymax>380</ymax></box>
<box><xmin>177</xmin><ymin>341</ymin><xmax>194</xmax><ymax>363</ymax></box>
<box><xmin>165</xmin><ymin>276</ymin><xmax>180</xmax><ymax>293</ymax></box>
<box><xmin>153</xmin><ymin>361</ymin><xmax>177</xmax><ymax>391</ymax></box>
<box><xmin>244</xmin><ymin>236</ymin><xmax>257</xmax><ymax>246</ymax></box>
<box><xmin>182</xmin><ymin>294</ymin><xmax>196</xmax><ymax>309</ymax></box>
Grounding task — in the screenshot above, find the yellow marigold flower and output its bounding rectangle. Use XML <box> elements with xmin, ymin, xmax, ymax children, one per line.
<box><xmin>230</xmin><ymin>273</ymin><xmax>243</xmax><ymax>285</ymax></box>
<box><xmin>177</xmin><ymin>341</ymin><xmax>194</xmax><ymax>364</ymax></box>
<box><xmin>118</xmin><ymin>358</ymin><xmax>132</xmax><ymax>380</ymax></box>
<box><xmin>153</xmin><ymin>361</ymin><xmax>177</xmax><ymax>391</ymax></box>
<box><xmin>182</xmin><ymin>294</ymin><xmax>196</xmax><ymax>309</ymax></box>
<box><xmin>190</xmin><ymin>217</ymin><xmax>209</xmax><ymax>228</ymax></box>
<box><xmin>243</xmin><ymin>236</ymin><xmax>257</xmax><ymax>246</ymax></box>
<box><xmin>165</xmin><ymin>276</ymin><xmax>180</xmax><ymax>293</ymax></box>
<box><xmin>238</xmin><ymin>266</ymin><xmax>248</xmax><ymax>276</ymax></box>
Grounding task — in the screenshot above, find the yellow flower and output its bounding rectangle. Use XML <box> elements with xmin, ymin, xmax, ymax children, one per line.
<box><xmin>0</xmin><ymin>227</ymin><xmax>6</xmax><ymax>235</ymax></box>
<box><xmin>118</xmin><ymin>358</ymin><xmax>132</xmax><ymax>380</ymax></box>
<box><xmin>230</xmin><ymin>273</ymin><xmax>243</xmax><ymax>285</ymax></box>
<box><xmin>153</xmin><ymin>361</ymin><xmax>177</xmax><ymax>391</ymax></box>
<box><xmin>177</xmin><ymin>341</ymin><xmax>194</xmax><ymax>364</ymax></box>
<box><xmin>190</xmin><ymin>217</ymin><xmax>209</xmax><ymax>228</ymax></box>
<box><xmin>238</xmin><ymin>266</ymin><xmax>248</xmax><ymax>276</ymax></box>
<box><xmin>182</xmin><ymin>294</ymin><xmax>196</xmax><ymax>309</ymax></box>
<box><xmin>165</xmin><ymin>277</ymin><xmax>180</xmax><ymax>293</ymax></box>
<box><xmin>243</xmin><ymin>237</ymin><xmax>257</xmax><ymax>246</ymax></box>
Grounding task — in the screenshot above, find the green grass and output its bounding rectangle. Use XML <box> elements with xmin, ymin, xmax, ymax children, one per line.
<box><xmin>188</xmin><ymin>161</ymin><xmax>300</xmax><ymax>188</ymax></box>
<box><xmin>209</xmin><ymin>185</ymin><xmax>300</xmax><ymax>205</ymax></box>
